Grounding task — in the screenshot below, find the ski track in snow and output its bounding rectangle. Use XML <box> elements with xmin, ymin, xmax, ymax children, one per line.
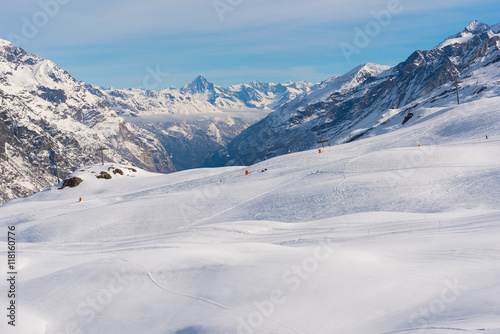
<box><xmin>190</xmin><ymin>171</ymin><xmax>312</xmax><ymax>229</ymax></box>
<box><xmin>147</xmin><ymin>272</ymin><xmax>306</xmax><ymax>334</ymax></box>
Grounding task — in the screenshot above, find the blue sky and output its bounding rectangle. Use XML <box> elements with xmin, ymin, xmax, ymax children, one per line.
<box><xmin>1</xmin><ymin>0</ymin><xmax>499</xmax><ymax>89</ymax></box>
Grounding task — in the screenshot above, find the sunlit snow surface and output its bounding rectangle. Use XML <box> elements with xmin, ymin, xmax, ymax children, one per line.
<box><xmin>1</xmin><ymin>95</ymin><xmax>500</xmax><ymax>333</ymax></box>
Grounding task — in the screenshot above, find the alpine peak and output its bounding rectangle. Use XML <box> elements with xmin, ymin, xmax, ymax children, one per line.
<box><xmin>183</xmin><ymin>75</ymin><xmax>215</xmax><ymax>94</ymax></box>
<box><xmin>464</xmin><ymin>20</ymin><xmax>490</xmax><ymax>33</ymax></box>
<box><xmin>0</xmin><ymin>37</ymin><xmax>14</xmax><ymax>48</ymax></box>
<box><xmin>436</xmin><ymin>20</ymin><xmax>497</xmax><ymax>49</ymax></box>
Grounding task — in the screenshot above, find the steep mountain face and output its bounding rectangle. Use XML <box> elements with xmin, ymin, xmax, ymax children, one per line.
<box><xmin>212</xmin><ymin>21</ymin><xmax>500</xmax><ymax>166</ymax></box>
<box><xmin>94</xmin><ymin>76</ymin><xmax>313</xmax><ymax>170</ymax></box>
<box><xmin>182</xmin><ymin>75</ymin><xmax>216</xmax><ymax>95</ymax></box>
<box><xmin>135</xmin><ymin>117</ymin><xmax>249</xmax><ymax>170</ymax></box>
<box><xmin>0</xmin><ymin>38</ymin><xmax>174</xmax><ymax>205</ymax></box>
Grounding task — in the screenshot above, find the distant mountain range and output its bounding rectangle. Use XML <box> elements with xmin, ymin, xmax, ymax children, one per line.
<box><xmin>92</xmin><ymin>75</ymin><xmax>313</xmax><ymax>169</ymax></box>
<box><xmin>1</xmin><ymin>20</ymin><xmax>499</xmax><ymax>204</ymax></box>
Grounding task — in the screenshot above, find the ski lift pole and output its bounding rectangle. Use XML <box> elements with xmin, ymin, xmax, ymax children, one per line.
<box><xmin>55</xmin><ymin>159</ymin><xmax>60</xmax><ymax>183</ymax></box>
<box><xmin>97</xmin><ymin>146</ymin><xmax>108</xmax><ymax>165</ymax></box>
<box><xmin>317</xmin><ymin>137</ymin><xmax>328</xmax><ymax>148</ymax></box>
<box><xmin>452</xmin><ymin>80</ymin><xmax>462</xmax><ymax>105</ymax></box>
<box><xmin>50</xmin><ymin>148</ymin><xmax>61</xmax><ymax>183</ymax></box>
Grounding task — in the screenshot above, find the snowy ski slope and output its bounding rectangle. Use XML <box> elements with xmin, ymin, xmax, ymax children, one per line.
<box><xmin>1</xmin><ymin>91</ymin><xmax>500</xmax><ymax>333</ymax></box>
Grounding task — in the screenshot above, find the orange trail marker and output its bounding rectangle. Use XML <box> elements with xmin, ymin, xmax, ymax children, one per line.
<box><xmin>319</xmin><ymin>149</ymin><xmax>322</xmax><ymax>153</ymax></box>
<box><xmin>245</xmin><ymin>170</ymin><xmax>249</xmax><ymax>175</ymax></box>
<box><xmin>79</xmin><ymin>197</ymin><xmax>82</xmax><ymax>202</ymax></box>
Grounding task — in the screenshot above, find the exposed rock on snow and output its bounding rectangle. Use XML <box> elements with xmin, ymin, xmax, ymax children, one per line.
<box><xmin>58</xmin><ymin>177</ymin><xmax>83</xmax><ymax>189</ymax></box>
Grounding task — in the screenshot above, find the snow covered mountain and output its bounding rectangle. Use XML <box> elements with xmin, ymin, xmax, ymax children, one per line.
<box><xmin>94</xmin><ymin>75</ymin><xmax>312</xmax><ymax>118</ymax></box>
<box><xmin>180</xmin><ymin>75</ymin><xmax>312</xmax><ymax>110</ymax></box>
<box><xmin>211</xmin><ymin>20</ymin><xmax>500</xmax><ymax>166</ymax></box>
<box><xmin>0</xmin><ymin>38</ymin><xmax>174</xmax><ymax>205</ymax></box>
<box><xmin>93</xmin><ymin>76</ymin><xmax>313</xmax><ymax>170</ymax></box>
<box><xmin>0</xmin><ymin>37</ymin><xmax>312</xmax><ymax>203</ymax></box>
<box><xmin>1</xmin><ymin>76</ymin><xmax>500</xmax><ymax>332</ymax></box>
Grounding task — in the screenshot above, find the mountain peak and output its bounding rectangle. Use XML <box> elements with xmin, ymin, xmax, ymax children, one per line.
<box><xmin>0</xmin><ymin>37</ymin><xmax>14</xmax><ymax>48</ymax></box>
<box><xmin>491</xmin><ymin>22</ymin><xmax>500</xmax><ymax>33</ymax></box>
<box><xmin>465</xmin><ymin>20</ymin><xmax>490</xmax><ymax>33</ymax></box>
<box><xmin>193</xmin><ymin>74</ymin><xmax>207</xmax><ymax>83</ymax></box>
<box><xmin>437</xmin><ymin>20</ymin><xmax>493</xmax><ymax>49</ymax></box>
<box><xmin>355</xmin><ymin>63</ymin><xmax>391</xmax><ymax>74</ymax></box>
<box><xmin>341</xmin><ymin>63</ymin><xmax>391</xmax><ymax>84</ymax></box>
<box><xmin>183</xmin><ymin>75</ymin><xmax>215</xmax><ymax>94</ymax></box>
